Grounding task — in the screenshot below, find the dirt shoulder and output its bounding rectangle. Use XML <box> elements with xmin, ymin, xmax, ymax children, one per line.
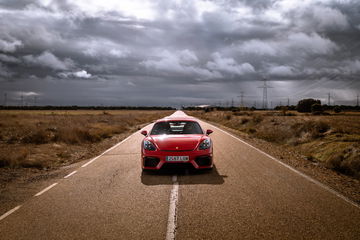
<box><xmin>188</xmin><ymin>110</ymin><xmax>360</xmax><ymax>205</ymax></box>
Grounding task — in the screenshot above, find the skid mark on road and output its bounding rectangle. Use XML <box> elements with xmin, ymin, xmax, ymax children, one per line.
<box><xmin>166</xmin><ymin>175</ymin><xmax>179</xmax><ymax>240</ymax></box>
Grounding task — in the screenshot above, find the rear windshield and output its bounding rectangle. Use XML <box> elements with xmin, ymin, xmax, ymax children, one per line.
<box><xmin>151</xmin><ymin>121</ymin><xmax>203</xmax><ymax>135</ymax></box>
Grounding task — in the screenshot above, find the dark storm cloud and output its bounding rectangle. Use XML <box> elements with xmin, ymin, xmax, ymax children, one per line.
<box><xmin>0</xmin><ymin>0</ymin><xmax>360</xmax><ymax>106</ymax></box>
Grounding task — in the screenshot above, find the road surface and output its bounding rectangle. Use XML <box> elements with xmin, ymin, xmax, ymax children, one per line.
<box><xmin>0</xmin><ymin>111</ymin><xmax>359</xmax><ymax>239</ymax></box>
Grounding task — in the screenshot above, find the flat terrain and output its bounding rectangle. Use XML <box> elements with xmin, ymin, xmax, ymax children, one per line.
<box><xmin>0</xmin><ymin>110</ymin><xmax>172</xmax><ymax>214</ymax></box>
<box><xmin>0</xmin><ymin>111</ymin><xmax>359</xmax><ymax>239</ymax></box>
<box><xmin>186</xmin><ymin>110</ymin><xmax>360</xmax><ymax>202</ymax></box>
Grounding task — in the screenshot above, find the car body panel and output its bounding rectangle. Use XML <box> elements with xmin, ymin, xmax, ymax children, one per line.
<box><xmin>141</xmin><ymin>118</ymin><xmax>213</xmax><ymax>170</ymax></box>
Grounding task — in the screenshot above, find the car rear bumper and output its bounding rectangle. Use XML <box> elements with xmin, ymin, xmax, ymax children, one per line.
<box><xmin>142</xmin><ymin>150</ymin><xmax>213</xmax><ymax>170</ymax></box>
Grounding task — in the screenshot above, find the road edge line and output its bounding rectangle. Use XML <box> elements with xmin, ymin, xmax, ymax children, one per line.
<box><xmin>81</xmin><ymin>132</ymin><xmax>138</xmax><ymax>168</ymax></box>
<box><xmin>205</xmin><ymin>121</ymin><xmax>360</xmax><ymax>209</ymax></box>
<box><xmin>34</xmin><ymin>183</ymin><xmax>58</xmax><ymax>197</ymax></box>
<box><xmin>64</xmin><ymin>170</ymin><xmax>77</xmax><ymax>179</ymax></box>
<box><xmin>0</xmin><ymin>206</ymin><xmax>21</xmax><ymax>221</ymax></box>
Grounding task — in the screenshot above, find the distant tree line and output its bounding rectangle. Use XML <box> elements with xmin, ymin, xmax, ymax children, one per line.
<box><xmin>0</xmin><ymin>105</ymin><xmax>176</xmax><ymax>110</ymax></box>
<box><xmin>183</xmin><ymin>99</ymin><xmax>360</xmax><ymax>113</ymax></box>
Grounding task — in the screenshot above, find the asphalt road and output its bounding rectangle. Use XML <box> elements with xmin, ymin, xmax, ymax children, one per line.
<box><xmin>0</xmin><ymin>111</ymin><xmax>359</xmax><ymax>239</ymax></box>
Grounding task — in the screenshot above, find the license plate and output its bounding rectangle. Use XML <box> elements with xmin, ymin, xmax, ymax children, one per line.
<box><xmin>166</xmin><ymin>156</ymin><xmax>189</xmax><ymax>161</ymax></box>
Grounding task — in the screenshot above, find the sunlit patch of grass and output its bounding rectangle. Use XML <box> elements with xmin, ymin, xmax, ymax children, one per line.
<box><xmin>0</xmin><ymin>110</ymin><xmax>172</xmax><ymax>169</ymax></box>
<box><xmin>187</xmin><ymin>110</ymin><xmax>360</xmax><ymax>178</ymax></box>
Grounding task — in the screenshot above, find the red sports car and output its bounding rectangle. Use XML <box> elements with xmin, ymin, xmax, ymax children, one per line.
<box><xmin>141</xmin><ymin>117</ymin><xmax>213</xmax><ymax>171</ymax></box>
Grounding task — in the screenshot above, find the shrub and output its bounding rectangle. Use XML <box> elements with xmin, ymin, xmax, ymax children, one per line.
<box><xmin>22</xmin><ymin>129</ymin><xmax>51</xmax><ymax>144</ymax></box>
<box><xmin>297</xmin><ymin>99</ymin><xmax>321</xmax><ymax>113</ymax></box>
<box><xmin>252</xmin><ymin>114</ymin><xmax>264</xmax><ymax>123</ymax></box>
<box><xmin>311</xmin><ymin>103</ymin><xmax>323</xmax><ymax>114</ymax></box>
<box><xmin>291</xmin><ymin>120</ymin><xmax>330</xmax><ymax>139</ymax></box>
<box><xmin>334</xmin><ymin>106</ymin><xmax>342</xmax><ymax>113</ymax></box>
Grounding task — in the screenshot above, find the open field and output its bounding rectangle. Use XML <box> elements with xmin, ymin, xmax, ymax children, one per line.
<box><xmin>187</xmin><ymin>110</ymin><xmax>360</xmax><ymax>179</ymax></box>
<box><xmin>0</xmin><ymin>110</ymin><xmax>173</xmax><ymax>214</ymax></box>
<box><xmin>0</xmin><ymin>110</ymin><xmax>172</xmax><ymax>170</ymax></box>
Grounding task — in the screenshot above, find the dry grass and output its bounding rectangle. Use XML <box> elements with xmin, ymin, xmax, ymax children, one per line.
<box><xmin>187</xmin><ymin>110</ymin><xmax>360</xmax><ymax>178</ymax></box>
<box><xmin>0</xmin><ymin>110</ymin><xmax>172</xmax><ymax>169</ymax></box>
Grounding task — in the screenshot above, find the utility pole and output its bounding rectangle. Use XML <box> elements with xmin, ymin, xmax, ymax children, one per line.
<box><xmin>254</xmin><ymin>101</ymin><xmax>257</xmax><ymax>108</ymax></box>
<box><xmin>231</xmin><ymin>98</ymin><xmax>234</xmax><ymax>107</ymax></box>
<box><xmin>21</xmin><ymin>94</ymin><xmax>24</xmax><ymax>107</ymax></box>
<box><xmin>258</xmin><ymin>78</ymin><xmax>273</xmax><ymax>109</ymax></box>
<box><xmin>328</xmin><ymin>92</ymin><xmax>331</xmax><ymax>105</ymax></box>
<box><xmin>287</xmin><ymin>97</ymin><xmax>290</xmax><ymax>106</ymax></box>
<box><xmin>3</xmin><ymin>93</ymin><xmax>7</xmax><ymax>106</ymax></box>
<box><xmin>237</xmin><ymin>91</ymin><xmax>244</xmax><ymax>108</ymax></box>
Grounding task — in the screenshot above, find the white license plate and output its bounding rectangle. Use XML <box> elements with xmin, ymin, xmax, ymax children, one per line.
<box><xmin>166</xmin><ymin>156</ymin><xmax>189</xmax><ymax>161</ymax></box>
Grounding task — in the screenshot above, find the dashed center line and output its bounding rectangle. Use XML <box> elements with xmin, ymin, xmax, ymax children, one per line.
<box><xmin>34</xmin><ymin>183</ymin><xmax>58</xmax><ymax>197</ymax></box>
<box><xmin>166</xmin><ymin>175</ymin><xmax>179</xmax><ymax>240</ymax></box>
<box><xmin>0</xmin><ymin>206</ymin><xmax>21</xmax><ymax>221</ymax></box>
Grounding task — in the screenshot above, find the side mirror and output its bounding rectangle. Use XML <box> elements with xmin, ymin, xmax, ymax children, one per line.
<box><xmin>141</xmin><ymin>130</ymin><xmax>148</xmax><ymax>136</ymax></box>
<box><xmin>206</xmin><ymin>129</ymin><xmax>213</xmax><ymax>135</ymax></box>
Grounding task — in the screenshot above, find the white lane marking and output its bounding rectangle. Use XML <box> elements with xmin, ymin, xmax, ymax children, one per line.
<box><xmin>206</xmin><ymin>122</ymin><xmax>360</xmax><ymax>209</ymax></box>
<box><xmin>81</xmin><ymin>132</ymin><xmax>137</xmax><ymax>168</ymax></box>
<box><xmin>64</xmin><ymin>170</ymin><xmax>77</xmax><ymax>179</ymax></box>
<box><xmin>0</xmin><ymin>205</ymin><xmax>21</xmax><ymax>221</ymax></box>
<box><xmin>34</xmin><ymin>183</ymin><xmax>58</xmax><ymax>197</ymax></box>
<box><xmin>166</xmin><ymin>175</ymin><xmax>179</xmax><ymax>240</ymax></box>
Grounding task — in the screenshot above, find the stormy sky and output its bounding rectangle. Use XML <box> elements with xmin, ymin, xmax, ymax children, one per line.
<box><xmin>0</xmin><ymin>0</ymin><xmax>360</xmax><ymax>107</ymax></box>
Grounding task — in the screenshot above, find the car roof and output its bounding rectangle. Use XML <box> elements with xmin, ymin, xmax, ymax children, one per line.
<box><xmin>155</xmin><ymin>116</ymin><xmax>198</xmax><ymax>123</ymax></box>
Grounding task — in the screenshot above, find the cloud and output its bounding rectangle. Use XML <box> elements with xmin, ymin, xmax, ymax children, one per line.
<box><xmin>237</xmin><ymin>32</ymin><xmax>338</xmax><ymax>56</ymax></box>
<box><xmin>59</xmin><ymin>70</ymin><xmax>92</xmax><ymax>78</ymax></box>
<box><xmin>142</xmin><ymin>49</ymin><xmax>221</xmax><ymax>80</ymax></box>
<box><xmin>0</xmin><ymin>62</ymin><xmax>13</xmax><ymax>77</ymax></box>
<box><xmin>0</xmin><ymin>0</ymin><xmax>359</xmax><ymax>106</ymax></box>
<box><xmin>73</xmin><ymin>70</ymin><xmax>91</xmax><ymax>78</ymax></box>
<box><xmin>81</xmin><ymin>38</ymin><xmax>130</xmax><ymax>59</ymax></box>
<box><xmin>206</xmin><ymin>52</ymin><xmax>255</xmax><ymax>76</ymax></box>
<box><xmin>21</xmin><ymin>91</ymin><xmax>41</xmax><ymax>97</ymax></box>
<box><xmin>23</xmin><ymin>51</ymin><xmax>74</xmax><ymax>70</ymax></box>
<box><xmin>311</xmin><ymin>6</ymin><xmax>349</xmax><ymax>31</ymax></box>
<box><xmin>0</xmin><ymin>54</ymin><xmax>20</xmax><ymax>63</ymax></box>
<box><xmin>268</xmin><ymin>65</ymin><xmax>296</xmax><ymax>77</ymax></box>
<box><xmin>238</xmin><ymin>39</ymin><xmax>278</xmax><ymax>56</ymax></box>
<box><xmin>287</xmin><ymin>5</ymin><xmax>350</xmax><ymax>32</ymax></box>
<box><xmin>0</xmin><ymin>38</ymin><xmax>23</xmax><ymax>52</ymax></box>
<box><xmin>341</xmin><ymin>60</ymin><xmax>360</xmax><ymax>74</ymax></box>
<box><xmin>287</xmin><ymin>32</ymin><xmax>338</xmax><ymax>55</ymax></box>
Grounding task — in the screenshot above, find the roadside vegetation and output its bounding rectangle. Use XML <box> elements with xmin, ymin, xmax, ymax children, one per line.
<box><xmin>187</xmin><ymin>109</ymin><xmax>360</xmax><ymax>179</ymax></box>
<box><xmin>0</xmin><ymin>110</ymin><xmax>172</xmax><ymax>169</ymax></box>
